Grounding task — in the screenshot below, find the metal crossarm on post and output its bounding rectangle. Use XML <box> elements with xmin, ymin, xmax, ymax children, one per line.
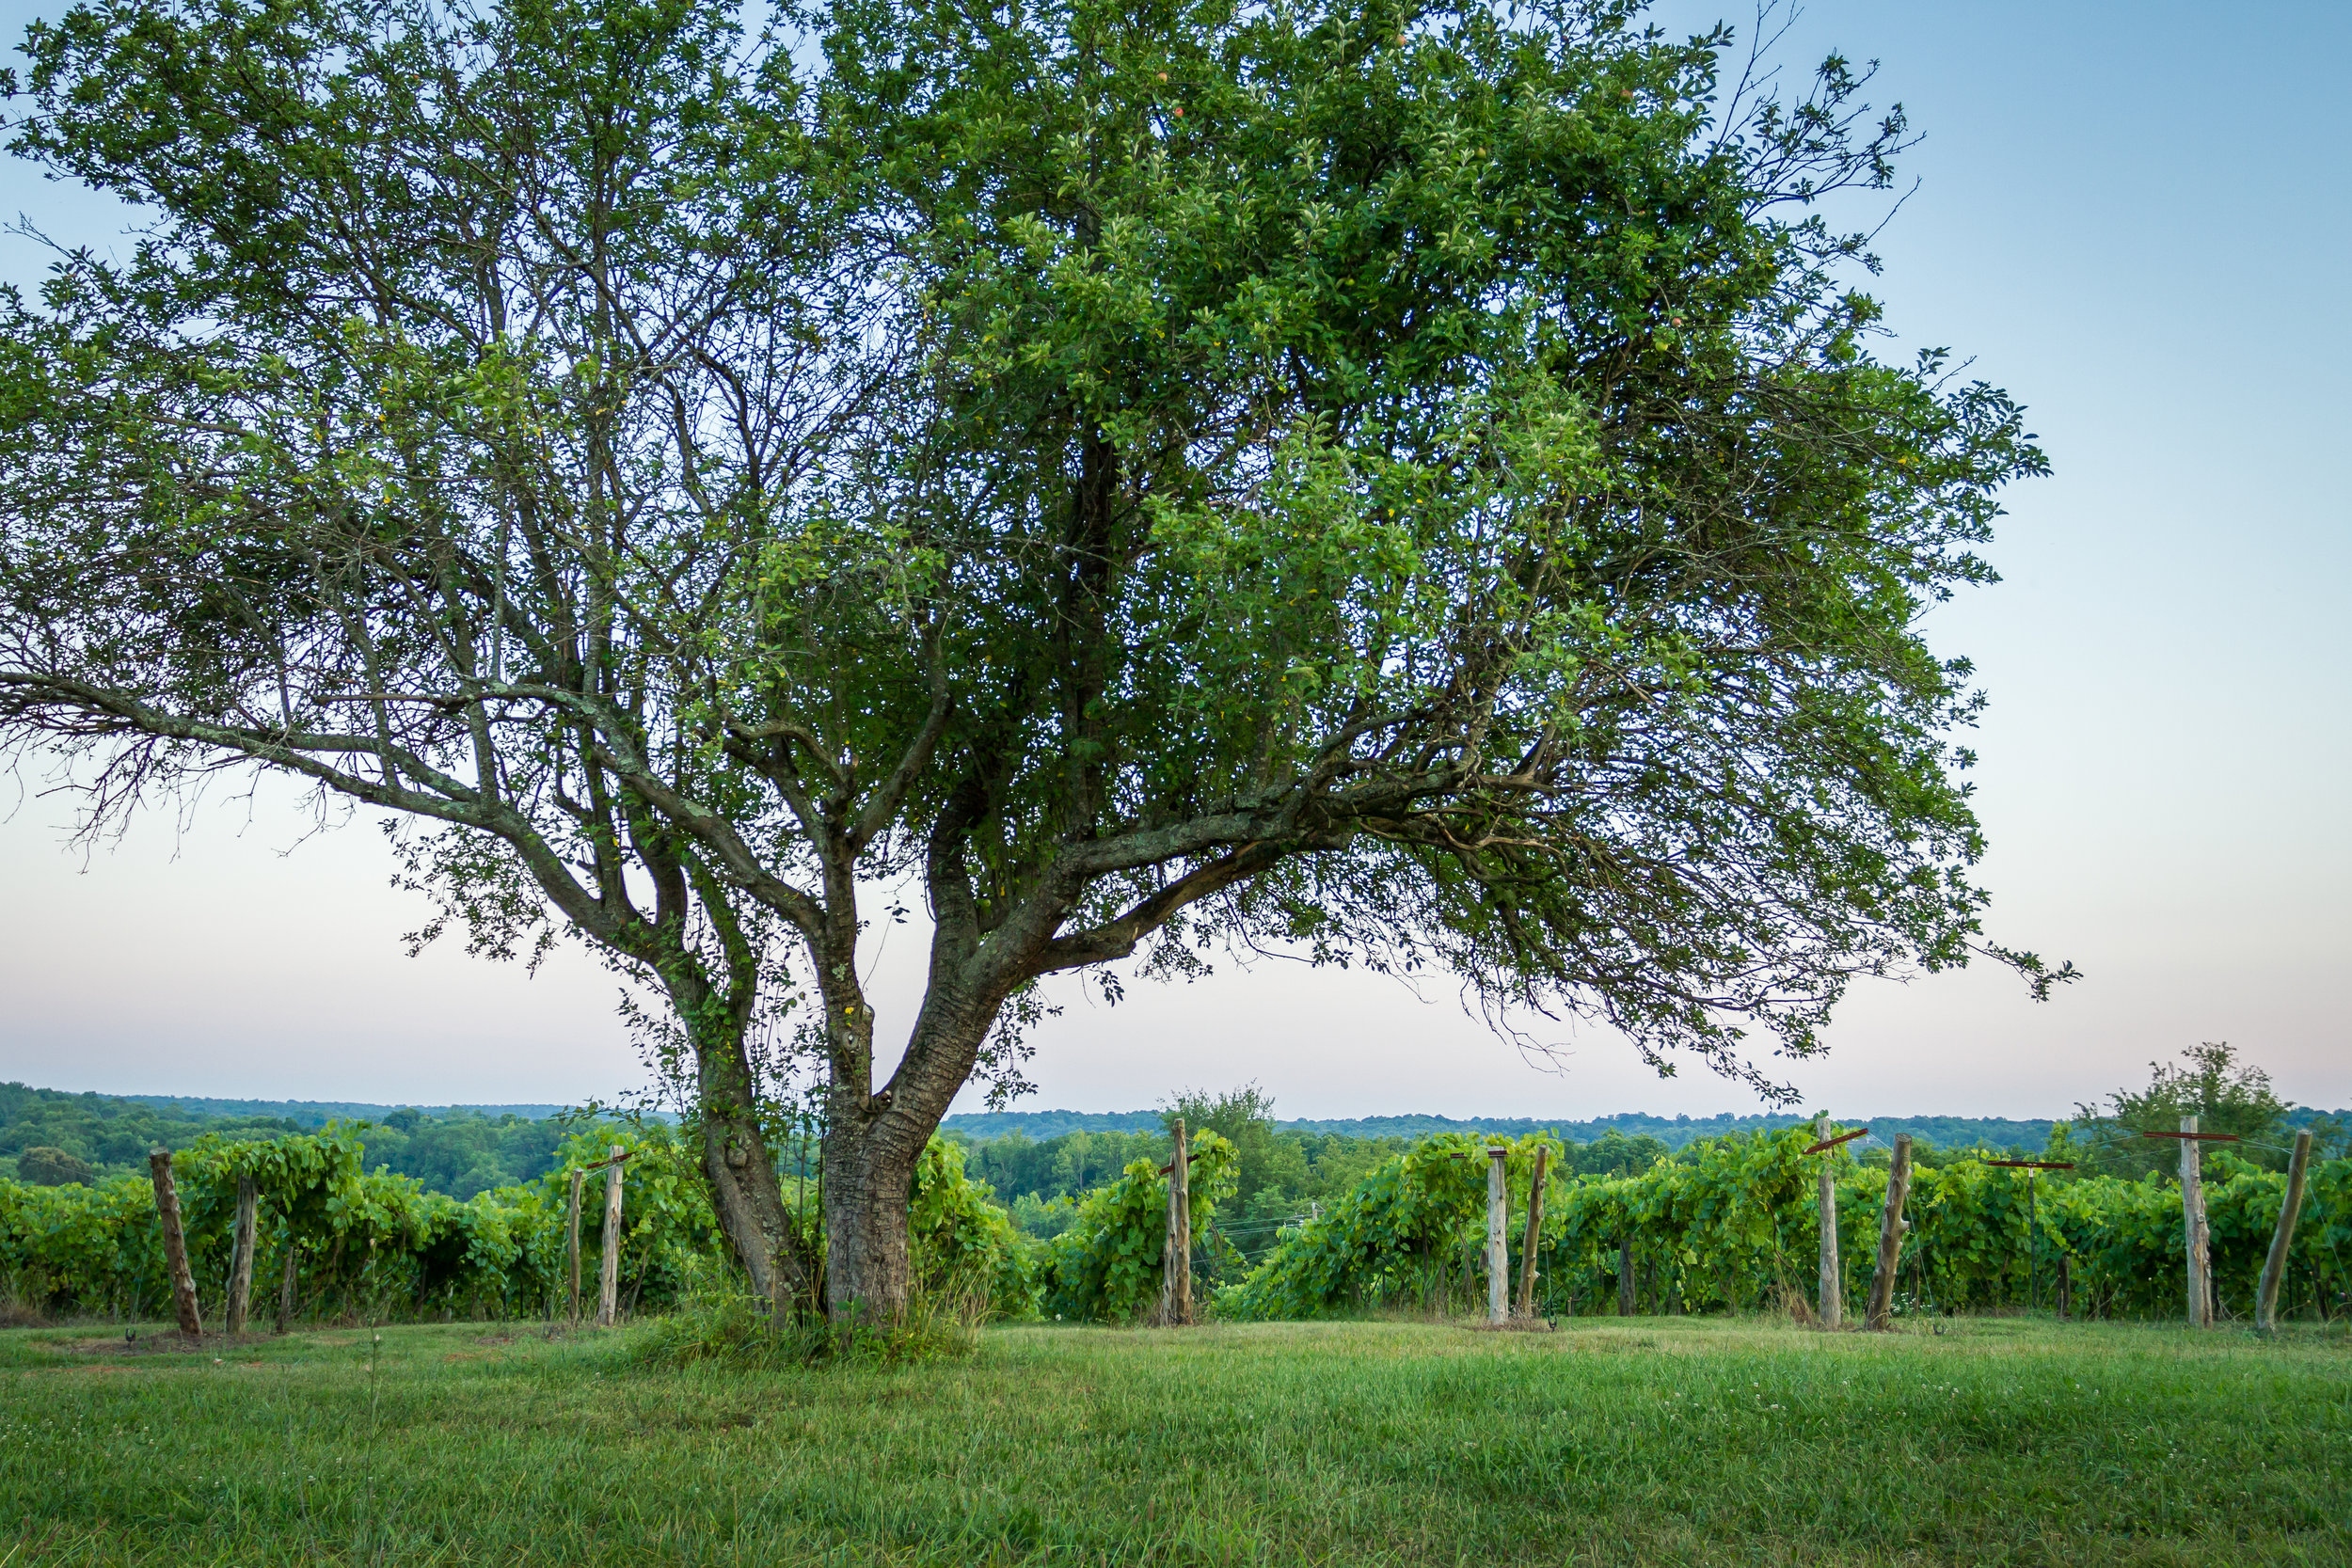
<box><xmin>1804</xmin><ymin>1127</ymin><xmax>1869</xmax><ymax>1157</ymax></box>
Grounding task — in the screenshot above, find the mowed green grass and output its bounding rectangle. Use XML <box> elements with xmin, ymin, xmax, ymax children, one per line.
<box><xmin>2</xmin><ymin>1314</ymin><xmax>2345</xmax><ymax>1566</ymax></box>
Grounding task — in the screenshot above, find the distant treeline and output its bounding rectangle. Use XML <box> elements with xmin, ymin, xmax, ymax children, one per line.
<box><xmin>0</xmin><ymin>1084</ymin><xmax>598</xmax><ymax>1198</ymax></box>
<box><xmin>941</xmin><ymin>1106</ymin><xmax>2349</xmax><ymax>1152</ymax></box>
<box><xmin>941</xmin><ymin>1108</ymin><xmax>2071</xmax><ymax>1150</ymax></box>
<box><xmin>121</xmin><ymin>1094</ymin><xmax>568</xmax><ymax>1125</ymax></box>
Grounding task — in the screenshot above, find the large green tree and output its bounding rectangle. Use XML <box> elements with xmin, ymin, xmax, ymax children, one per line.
<box><xmin>2073</xmin><ymin>1042</ymin><xmax>2292</xmax><ymax>1177</ymax></box>
<box><xmin>0</xmin><ymin>0</ymin><xmax>2066</xmax><ymax>1318</ymax></box>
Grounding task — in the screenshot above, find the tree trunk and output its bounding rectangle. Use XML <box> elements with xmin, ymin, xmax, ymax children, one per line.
<box><xmin>817</xmin><ymin>986</ymin><xmax>997</xmax><ymax>1323</ymax></box>
<box><xmin>821</xmin><ymin>1108</ymin><xmax>919</xmax><ymax>1323</ymax></box>
<box><xmin>691</xmin><ymin>1022</ymin><xmax>815</xmax><ymax>1316</ymax></box>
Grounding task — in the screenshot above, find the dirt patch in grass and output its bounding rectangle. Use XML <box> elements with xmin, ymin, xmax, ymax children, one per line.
<box><xmin>51</xmin><ymin>1331</ymin><xmax>264</xmax><ymax>1357</ymax></box>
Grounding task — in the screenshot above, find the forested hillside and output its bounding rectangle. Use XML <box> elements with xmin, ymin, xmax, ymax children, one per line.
<box><xmin>943</xmin><ymin>1109</ymin><xmax>2071</xmax><ymax>1152</ymax></box>
<box><xmin>0</xmin><ymin>1085</ymin><xmax>598</xmax><ymax>1197</ymax></box>
<box><xmin>124</xmin><ymin>1094</ymin><xmax>564</xmax><ymax>1125</ymax></box>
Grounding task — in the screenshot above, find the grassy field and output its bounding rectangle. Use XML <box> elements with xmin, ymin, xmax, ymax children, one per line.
<box><xmin>2</xmin><ymin>1313</ymin><xmax>2345</xmax><ymax>1566</ymax></box>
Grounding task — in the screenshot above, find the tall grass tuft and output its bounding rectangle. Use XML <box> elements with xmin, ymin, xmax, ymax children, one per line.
<box><xmin>627</xmin><ymin>1255</ymin><xmax>981</xmax><ymax>1369</ymax></box>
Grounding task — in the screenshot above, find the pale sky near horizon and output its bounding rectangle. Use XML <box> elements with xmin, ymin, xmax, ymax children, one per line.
<box><xmin>1</xmin><ymin>1</ymin><xmax>2344</xmax><ymax>1121</ymax></box>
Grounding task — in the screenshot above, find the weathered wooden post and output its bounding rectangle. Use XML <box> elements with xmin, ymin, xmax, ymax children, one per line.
<box><xmin>1618</xmin><ymin>1237</ymin><xmax>1635</xmax><ymax>1317</ymax></box>
<box><xmin>1486</xmin><ymin>1147</ymin><xmax>1509</xmax><ymax>1325</ymax></box>
<box><xmin>596</xmin><ymin>1145</ymin><xmax>626</xmax><ymax>1328</ymax></box>
<box><xmin>1865</xmin><ymin>1134</ymin><xmax>1913</xmax><ymax>1331</ymax></box>
<box><xmin>2056</xmin><ymin>1253</ymin><xmax>2072</xmax><ymax>1322</ymax></box>
<box><xmin>1816</xmin><ymin>1116</ymin><xmax>1842</xmax><ymax>1328</ymax></box>
<box><xmin>2181</xmin><ymin>1116</ymin><xmax>2212</xmax><ymax>1329</ymax></box>
<box><xmin>565</xmin><ymin>1165</ymin><xmax>585</xmax><ymax>1323</ymax></box>
<box><xmin>1517</xmin><ymin>1146</ymin><xmax>1550</xmax><ymax>1319</ymax></box>
<box><xmin>147</xmin><ymin>1147</ymin><xmax>203</xmax><ymax>1337</ymax></box>
<box><xmin>278</xmin><ymin>1229</ymin><xmax>300</xmax><ymax>1333</ymax></box>
<box><xmin>2026</xmin><ymin>1166</ymin><xmax>2039</xmax><ymax>1310</ymax></box>
<box><xmin>2256</xmin><ymin>1128</ymin><xmax>2314</xmax><ymax>1334</ymax></box>
<box><xmin>225</xmin><ymin>1172</ymin><xmax>258</xmax><ymax>1335</ymax></box>
<box><xmin>1158</xmin><ymin>1119</ymin><xmax>1194</xmax><ymax>1326</ymax></box>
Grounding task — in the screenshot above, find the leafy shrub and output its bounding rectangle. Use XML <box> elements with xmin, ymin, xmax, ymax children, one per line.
<box><xmin>909</xmin><ymin>1136</ymin><xmax>1037</xmax><ymax>1321</ymax></box>
<box><xmin>16</xmin><ymin>1147</ymin><xmax>93</xmax><ymax>1187</ymax></box>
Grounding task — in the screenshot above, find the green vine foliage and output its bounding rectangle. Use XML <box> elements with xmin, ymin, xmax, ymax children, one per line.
<box><xmin>908</xmin><ymin>1136</ymin><xmax>1037</xmax><ymax>1321</ymax></box>
<box><xmin>1220</xmin><ymin>1132</ymin><xmax>1549</xmax><ymax>1320</ymax></box>
<box><xmin>1037</xmin><ymin>1132</ymin><xmax>1239</xmax><ymax>1323</ymax></box>
<box><xmin>0</xmin><ymin>1126</ymin><xmax>1036</xmax><ymax>1326</ymax></box>
<box><xmin>8</xmin><ymin>1120</ymin><xmax>2345</xmax><ymax>1328</ymax></box>
<box><xmin>1232</xmin><ymin>1129</ymin><xmax>2352</xmax><ymax>1324</ymax></box>
<box><xmin>0</xmin><ymin>1124</ymin><xmax>722</xmax><ymax>1323</ymax></box>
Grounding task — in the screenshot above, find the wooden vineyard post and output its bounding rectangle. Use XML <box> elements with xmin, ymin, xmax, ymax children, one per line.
<box><xmin>147</xmin><ymin>1148</ymin><xmax>203</xmax><ymax>1337</ymax></box>
<box><xmin>1158</xmin><ymin>1119</ymin><xmax>1194</xmax><ymax>1326</ymax></box>
<box><xmin>2181</xmin><ymin>1116</ymin><xmax>2212</xmax><ymax>1328</ymax></box>
<box><xmin>1173</xmin><ymin>1119</ymin><xmax>1192</xmax><ymax>1324</ymax></box>
<box><xmin>225</xmin><ymin>1173</ymin><xmax>258</xmax><ymax>1335</ymax></box>
<box><xmin>2056</xmin><ymin>1253</ymin><xmax>2072</xmax><ymax>1322</ymax></box>
<box><xmin>597</xmin><ymin>1145</ymin><xmax>626</xmax><ymax>1328</ymax></box>
<box><xmin>1517</xmin><ymin>1146</ymin><xmax>1550</xmax><ymax>1319</ymax></box>
<box><xmin>566</xmin><ymin>1166</ymin><xmax>585</xmax><ymax>1323</ymax></box>
<box><xmin>2256</xmin><ymin>1128</ymin><xmax>2314</xmax><ymax>1334</ymax></box>
<box><xmin>1865</xmin><ymin>1134</ymin><xmax>1914</xmax><ymax>1331</ymax></box>
<box><xmin>278</xmin><ymin>1243</ymin><xmax>300</xmax><ymax>1333</ymax></box>
<box><xmin>2027</xmin><ymin>1167</ymin><xmax>2039</xmax><ymax>1310</ymax></box>
<box><xmin>1618</xmin><ymin>1237</ymin><xmax>1636</xmax><ymax>1317</ymax></box>
<box><xmin>1816</xmin><ymin>1116</ymin><xmax>1842</xmax><ymax>1328</ymax></box>
<box><xmin>1486</xmin><ymin>1148</ymin><xmax>1509</xmax><ymax>1325</ymax></box>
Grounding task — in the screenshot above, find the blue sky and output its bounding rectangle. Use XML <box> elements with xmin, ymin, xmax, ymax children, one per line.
<box><xmin>0</xmin><ymin>1</ymin><xmax>2344</xmax><ymax>1118</ymax></box>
